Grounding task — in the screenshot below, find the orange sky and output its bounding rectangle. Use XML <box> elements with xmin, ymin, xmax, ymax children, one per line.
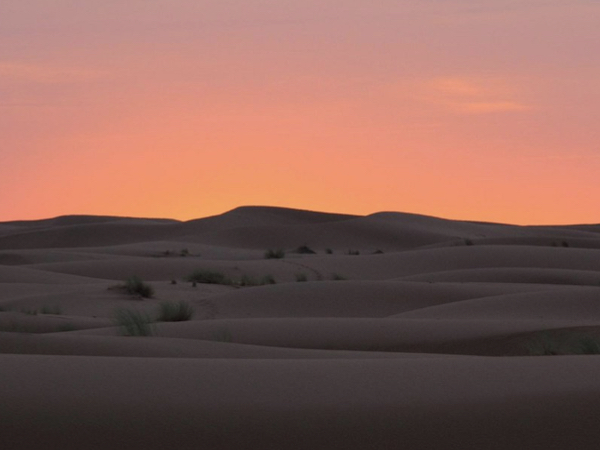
<box><xmin>1</xmin><ymin>1</ymin><xmax>599</xmax><ymax>225</ymax></box>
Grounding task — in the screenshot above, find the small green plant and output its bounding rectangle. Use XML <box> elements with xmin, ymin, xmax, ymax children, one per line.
<box><xmin>239</xmin><ymin>274</ymin><xmax>277</xmax><ymax>287</ymax></box>
<box><xmin>123</xmin><ymin>276</ymin><xmax>154</xmax><ymax>298</ymax></box>
<box><xmin>40</xmin><ymin>304</ymin><xmax>62</xmax><ymax>315</ymax></box>
<box><xmin>264</xmin><ymin>248</ymin><xmax>285</xmax><ymax>259</ymax></box>
<box><xmin>157</xmin><ymin>301</ymin><xmax>194</xmax><ymax>322</ymax></box>
<box><xmin>185</xmin><ymin>270</ymin><xmax>232</xmax><ymax>285</ymax></box>
<box><xmin>260</xmin><ymin>274</ymin><xmax>276</xmax><ymax>285</ymax></box>
<box><xmin>295</xmin><ymin>273</ymin><xmax>308</xmax><ymax>282</ymax></box>
<box><xmin>295</xmin><ymin>244</ymin><xmax>316</xmax><ymax>254</ymax></box>
<box><xmin>114</xmin><ymin>308</ymin><xmax>154</xmax><ymax>336</ymax></box>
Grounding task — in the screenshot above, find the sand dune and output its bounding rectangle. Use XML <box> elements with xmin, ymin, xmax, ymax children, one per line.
<box><xmin>2</xmin><ymin>206</ymin><xmax>600</xmax><ymax>448</ymax></box>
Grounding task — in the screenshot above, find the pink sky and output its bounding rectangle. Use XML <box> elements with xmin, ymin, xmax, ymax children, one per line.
<box><xmin>1</xmin><ymin>1</ymin><xmax>599</xmax><ymax>224</ymax></box>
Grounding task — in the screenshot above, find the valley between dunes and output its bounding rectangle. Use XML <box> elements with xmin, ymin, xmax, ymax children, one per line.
<box><xmin>2</xmin><ymin>206</ymin><xmax>600</xmax><ymax>449</ymax></box>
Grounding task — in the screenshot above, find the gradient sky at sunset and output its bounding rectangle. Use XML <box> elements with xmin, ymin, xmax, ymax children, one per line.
<box><xmin>1</xmin><ymin>1</ymin><xmax>599</xmax><ymax>224</ymax></box>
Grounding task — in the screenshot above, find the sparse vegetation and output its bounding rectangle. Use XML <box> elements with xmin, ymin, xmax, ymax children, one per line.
<box><xmin>373</xmin><ymin>249</ymin><xmax>384</xmax><ymax>254</ymax></box>
<box><xmin>123</xmin><ymin>276</ymin><xmax>154</xmax><ymax>298</ymax></box>
<box><xmin>239</xmin><ymin>274</ymin><xmax>277</xmax><ymax>287</ymax></box>
<box><xmin>239</xmin><ymin>274</ymin><xmax>259</xmax><ymax>287</ymax></box>
<box><xmin>325</xmin><ymin>248</ymin><xmax>333</xmax><ymax>255</ymax></box>
<box><xmin>185</xmin><ymin>270</ymin><xmax>232</xmax><ymax>285</ymax></box>
<box><xmin>464</xmin><ymin>238</ymin><xmax>474</xmax><ymax>246</ymax></box>
<box><xmin>295</xmin><ymin>273</ymin><xmax>308</xmax><ymax>282</ymax></box>
<box><xmin>260</xmin><ymin>274</ymin><xmax>276</xmax><ymax>285</ymax></box>
<box><xmin>265</xmin><ymin>248</ymin><xmax>285</xmax><ymax>259</ymax></box>
<box><xmin>157</xmin><ymin>300</ymin><xmax>194</xmax><ymax>322</ymax></box>
<box><xmin>347</xmin><ymin>249</ymin><xmax>360</xmax><ymax>256</ymax></box>
<box><xmin>331</xmin><ymin>273</ymin><xmax>347</xmax><ymax>281</ymax></box>
<box><xmin>114</xmin><ymin>308</ymin><xmax>154</xmax><ymax>336</ymax></box>
<box><xmin>295</xmin><ymin>244</ymin><xmax>316</xmax><ymax>254</ymax></box>
<box><xmin>158</xmin><ymin>248</ymin><xmax>195</xmax><ymax>258</ymax></box>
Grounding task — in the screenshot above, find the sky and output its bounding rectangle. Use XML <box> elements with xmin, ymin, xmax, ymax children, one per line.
<box><xmin>1</xmin><ymin>0</ymin><xmax>599</xmax><ymax>225</ymax></box>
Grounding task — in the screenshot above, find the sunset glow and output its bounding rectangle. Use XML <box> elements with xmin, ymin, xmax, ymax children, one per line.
<box><xmin>2</xmin><ymin>1</ymin><xmax>599</xmax><ymax>224</ymax></box>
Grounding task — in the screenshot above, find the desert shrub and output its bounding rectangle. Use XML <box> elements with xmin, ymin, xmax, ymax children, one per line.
<box><xmin>114</xmin><ymin>308</ymin><xmax>154</xmax><ymax>336</ymax></box>
<box><xmin>157</xmin><ymin>300</ymin><xmax>194</xmax><ymax>322</ymax></box>
<box><xmin>261</xmin><ymin>274</ymin><xmax>276</xmax><ymax>285</ymax></box>
<box><xmin>40</xmin><ymin>304</ymin><xmax>62</xmax><ymax>315</ymax></box>
<box><xmin>325</xmin><ymin>248</ymin><xmax>333</xmax><ymax>254</ymax></box>
<box><xmin>185</xmin><ymin>270</ymin><xmax>232</xmax><ymax>285</ymax></box>
<box><xmin>296</xmin><ymin>273</ymin><xmax>308</xmax><ymax>282</ymax></box>
<box><xmin>239</xmin><ymin>274</ymin><xmax>277</xmax><ymax>287</ymax></box>
<box><xmin>295</xmin><ymin>245</ymin><xmax>316</xmax><ymax>254</ymax></box>
<box><xmin>265</xmin><ymin>248</ymin><xmax>285</xmax><ymax>259</ymax></box>
<box><xmin>347</xmin><ymin>249</ymin><xmax>360</xmax><ymax>256</ymax></box>
<box><xmin>331</xmin><ymin>273</ymin><xmax>347</xmax><ymax>281</ymax></box>
<box><xmin>123</xmin><ymin>276</ymin><xmax>154</xmax><ymax>298</ymax></box>
<box><xmin>20</xmin><ymin>308</ymin><xmax>38</xmax><ymax>315</ymax></box>
<box><xmin>464</xmin><ymin>238</ymin><xmax>474</xmax><ymax>246</ymax></box>
<box><xmin>373</xmin><ymin>249</ymin><xmax>384</xmax><ymax>254</ymax></box>
<box><xmin>158</xmin><ymin>249</ymin><xmax>194</xmax><ymax>257</ymax></box>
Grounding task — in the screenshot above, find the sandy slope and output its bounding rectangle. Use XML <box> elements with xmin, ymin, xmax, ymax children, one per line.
<box><xmin>1</xmin><ymin>206</ymin><xmax>600</xmax><ymax>449</ymax></box>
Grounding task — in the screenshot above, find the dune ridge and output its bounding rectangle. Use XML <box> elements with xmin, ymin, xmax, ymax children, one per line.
<box><xmin>1</xmin><ymin>205</ymin><xmax>600</xmax><ymax>448</ymax></box>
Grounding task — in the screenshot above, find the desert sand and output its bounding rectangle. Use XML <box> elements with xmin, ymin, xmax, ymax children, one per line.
<box><xmin>1</xmin><ymin>206</ymin><xmax>600</xmax><ymax>449</ymax></box>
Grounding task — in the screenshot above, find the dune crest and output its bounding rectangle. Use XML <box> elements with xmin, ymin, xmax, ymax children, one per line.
<box><xmin>1</xmin><ymin>206</ymin><xmax>600</xmax><ymax>448</ymax></box>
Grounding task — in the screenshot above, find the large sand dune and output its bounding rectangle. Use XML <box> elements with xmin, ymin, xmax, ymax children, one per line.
<box><xmin>1</xmin><ymin>206</ymin><xmax>600</xmax><ymax>448</ymax></box>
